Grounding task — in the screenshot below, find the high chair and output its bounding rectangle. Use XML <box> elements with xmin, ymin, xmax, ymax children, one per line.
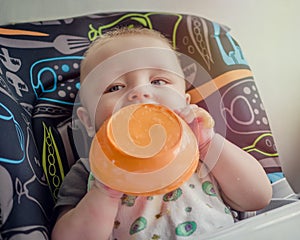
<box><xmin>0</xmin><ymin>11</ymin><xmax>297</xmax><ymax>239</ymax></box>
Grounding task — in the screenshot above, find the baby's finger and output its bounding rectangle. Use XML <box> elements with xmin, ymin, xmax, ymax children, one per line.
<box><xmin>90</xmin><ymin>174</ymin><xmax>123</xmax><ymax>198</ymax></box>
<box><xmin>192</xmin><ymin>107</ymin><xmax>215</xmax><ymax>129</ymax></box>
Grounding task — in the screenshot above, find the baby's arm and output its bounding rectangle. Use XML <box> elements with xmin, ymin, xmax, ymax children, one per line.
<box><xmin>176</xmin><ymin>105</ymin><xmax>272</xmax><ymax>212</ymax></box>
<box><xmin>206</xmin><ymin>134</ymin><xmax>272</xmax><ymax>211</ymax></box>
<box><xmin>51</xmin><ymin>181</ymin><xmax>122</xmax><ymax>240</ymax></box>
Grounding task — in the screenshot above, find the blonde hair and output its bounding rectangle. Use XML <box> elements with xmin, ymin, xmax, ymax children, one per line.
<box><xmin>80</xmin><ymin>27</ymin><xmax>173</xmax><ymax>79</ymax></box>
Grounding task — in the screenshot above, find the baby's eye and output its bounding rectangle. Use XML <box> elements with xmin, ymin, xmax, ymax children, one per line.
<box><xmin>105</xmin><ymin>84</ymin><xmax>124</xmax><ymax>93</ymax></box>
<box><xmin>151</xmin><ymin>79</ymin><xmax>168</xmax><ymax>86</ymax></box>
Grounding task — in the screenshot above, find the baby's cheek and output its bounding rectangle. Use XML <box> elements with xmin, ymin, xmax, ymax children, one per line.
<box><xmin>174</xmin><ymin>107</ymin><xmax>195</xmax><ymax>124</ymax></box>
<box><xmin>157</xmin><ymin>89</ymin><xmax>187</xmax><ymax>110</ymax></box>
<box><xmin>94</xmin><ymin>101</ymin><xmax>116</xmax><ymax>128</ymax></box>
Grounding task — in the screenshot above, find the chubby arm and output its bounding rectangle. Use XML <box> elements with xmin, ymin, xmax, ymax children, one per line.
<box><xmin>203</xmin><ymin>134</ymin><xmax>272</xmax><ymax>211</ymax></box>
<box><xmin>176</xmin><ymin>104</ymin><xmax>272</xmax><ymax>212</ymax></box>
<box><xmin>51</xmin><ymin>181</ymin><xmax>122</xmax><ymax>240</ymax></box>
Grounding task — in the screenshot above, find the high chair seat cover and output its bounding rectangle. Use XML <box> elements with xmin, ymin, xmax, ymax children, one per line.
<box><xmin>0</xmin><ymin>11</ymin><xmax>287</xmax><ymax>239</ymax></box>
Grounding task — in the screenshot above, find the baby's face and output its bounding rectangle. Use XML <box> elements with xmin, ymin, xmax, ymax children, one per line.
<box><xmin>78</xmin><ymin>35</ymin><xmax>189</xmax><ymax>136</ymax></box>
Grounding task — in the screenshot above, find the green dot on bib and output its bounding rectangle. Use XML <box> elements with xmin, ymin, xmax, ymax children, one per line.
<box><xmin>202</xmin><ymin>181</ymin><xmax>217</xmax><ymax>196</ymax></box>
<box><xmin>129</xmin><ymin>216</ymin><xmax>147</xmax><ymax>235</ymax></box>
<box><xmin>163</xmin><ymin>188</ymin><xmax>182</xmax><ymax>202</ymax></box>
<box><xmin>175</xmin><ymin>221</ymin><xmax>197</xmax><ymax>236</ymax></box>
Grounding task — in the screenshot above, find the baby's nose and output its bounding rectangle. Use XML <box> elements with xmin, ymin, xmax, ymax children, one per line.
<box><xmin>128</xmin><ymin>86</ymin><xmax>152</xmax><ymax>101</ymax></box>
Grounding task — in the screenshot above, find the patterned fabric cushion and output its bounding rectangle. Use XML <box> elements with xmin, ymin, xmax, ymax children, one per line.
<box><xmin>0</xmin><ymin>11</ymin><xmax>284</xmax><ymax>239</ymax></box>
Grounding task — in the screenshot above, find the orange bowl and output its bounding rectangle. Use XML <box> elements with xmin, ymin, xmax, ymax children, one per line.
<box><xmin>89</xmin><ymin>104</ymin><xmax>199</xmax><ymax>196</ymax></box>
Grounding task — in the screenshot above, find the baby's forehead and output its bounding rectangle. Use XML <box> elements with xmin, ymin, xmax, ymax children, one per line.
<box><xmin>80</xmin><ymin>47</ymin><xmax>183</xmax><ymax>89</ymax></box>
<box><xmin>82</xmin><ymin>35</ymin><xmax>176</xmax><ymax>76</ymax></box>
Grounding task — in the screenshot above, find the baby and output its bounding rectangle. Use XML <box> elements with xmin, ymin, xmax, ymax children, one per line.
<box><xmin>51</xmin><ymin>27</ymin><xmax>272</xmax><ymax>240</ymax></box>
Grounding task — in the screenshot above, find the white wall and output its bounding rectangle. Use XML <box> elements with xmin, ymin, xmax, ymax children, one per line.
<box><xmin>1</xmin><ymin>0</ymin><xmax>299</xmax><ymax>192</ymax></box>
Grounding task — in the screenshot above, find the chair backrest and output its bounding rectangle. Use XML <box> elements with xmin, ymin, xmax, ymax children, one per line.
<box><xmin>0</xmin><ymin>11</ymin><xmax>285</xmax><ymax>239</ymax></box>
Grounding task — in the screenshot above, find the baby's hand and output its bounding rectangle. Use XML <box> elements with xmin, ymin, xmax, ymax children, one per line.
<box><xmin>175</xmin><ymin>104</ymin><xmax>215</xmax><ymax>157</ymax></box>
<box><xmin>91</xmin><ymin>176</ymin><xmax>123</xmax><ymax>199</ymax></box>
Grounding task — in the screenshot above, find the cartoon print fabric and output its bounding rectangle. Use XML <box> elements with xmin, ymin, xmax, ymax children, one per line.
<box><xmin>0</xmin><ymin>12</ymin><xmax>282</xmax><ymax>239</ymax></box>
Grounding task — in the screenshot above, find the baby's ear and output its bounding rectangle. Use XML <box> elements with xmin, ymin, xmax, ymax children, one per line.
<box><xmin>185</xmin><ymin>93</ymin><xmax>191</xmax><ymax>104</ymax></box>
<box><xmin>77</xmin><ymin>106</ymin><xmax>95</xmax><ymax>137</ymax></box>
